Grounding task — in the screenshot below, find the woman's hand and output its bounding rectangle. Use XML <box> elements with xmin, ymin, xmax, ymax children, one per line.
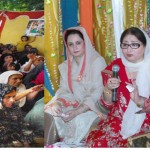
<box><xmin>103</xmin><ymin>77</ymin><xmax>121</xmax><ymax>104</ymax></box>
<box><xmin>61</xmin><ymin>109</ymin><xmax>77</xmax><ymax>122</ymax></box>
<box><xmin>61</xmin><ymin>104</ymin><xmax>89</xmax><ymax>122</ymax></box>
<box><xmin>107</xmin><ymin>77</ymin><xmax>121</xmax><ymax>90</ymax></box>
<box><xmin>126</xmin><ymin>81</ymin><xmax>144</xmax><ymax>107</ymax></box>
<box><xmin>30</xmin><ymin>84</ymin><xmax>44</xmax><ymax>92</ymax></box>
<box><xmin>45</xmin><ymin>102</ymin><xmax>62</xmax><ymax>117</ymax></box>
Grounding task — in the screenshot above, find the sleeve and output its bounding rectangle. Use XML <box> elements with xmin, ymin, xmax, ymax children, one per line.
<box><xmin>54</xmin><ymin>63</ymin><xmax>75</xmax><ymax>102</ymax></box>
<box><xmin>20</xmin><ymin>62</ymin><xmax>35</xmax><ymax>73</ymax></box>
<box><xmin>16</xmin><ymin>84</ymin><xmax>26</xmax><ymax>107</ymax></box>
<box><xmin>45</xmin><ymin>62</ymin><xmax>75</xmax><ymax>107</ymax></box>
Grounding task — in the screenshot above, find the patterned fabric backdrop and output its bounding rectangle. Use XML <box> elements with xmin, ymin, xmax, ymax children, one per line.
<box><xmin>44</xmin><ymin>0</ymin><xmax>149</xmax><ymax>103</ymax></box>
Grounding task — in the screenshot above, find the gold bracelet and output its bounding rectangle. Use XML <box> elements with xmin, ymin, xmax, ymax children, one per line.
<box><xmin>103</xmin><ymin>88</ymin><xmax>112</xmax><ymax>95</ymax></box>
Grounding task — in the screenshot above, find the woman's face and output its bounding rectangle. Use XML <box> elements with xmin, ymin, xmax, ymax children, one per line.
<box><xmin>7</xmin><ymin>64</ymin><xmax>16</xmax><ymax>71</ymax></box>
<box><xmin>4</xmin><ymin>56</ymin><xmax>13</xmax><ymax>63</ymax></box>
<box><xmin>3</xmin><ymin>90</ymin><xmax>16</xmax><ymax>108</ymax></box>
<box><xmin>27</xmin><ymin>53</ymin><xmax>36</xmax><ymax>59</ymax></box>
<box><xmin>8</xmin><ymin>74</ymin><xmax>23</xmax><ymax>87</ymax></box>
<box><xmin>67</xmin><ymin>34</ymin><xmax>85</xmax><ymax>57</ymax></box>
<box><xmin>121</xmin><ymin>34</ymin><xmax>145</xmax><ymax>63</ymax></box>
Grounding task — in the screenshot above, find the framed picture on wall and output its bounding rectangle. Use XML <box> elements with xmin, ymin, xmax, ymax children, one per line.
<box><xmin>25</xmin><ymin>19</ymin><xmax>44</xmax><ymax>36</ymax></box>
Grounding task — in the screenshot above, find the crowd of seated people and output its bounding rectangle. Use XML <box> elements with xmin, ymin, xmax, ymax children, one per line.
<box><xmin>0</xmin><ymin>42</ymin><xmax>44</xmax><ymax>147</ymax></box>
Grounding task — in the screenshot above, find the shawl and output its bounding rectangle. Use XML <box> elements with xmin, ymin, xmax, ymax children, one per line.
<box><xmin>46</xmin><ymin>26</ymin><xmax>107</xmax><ymax>116</ymax></box>
<box><xmin>45</xmin><ymin>26</ymin><xmax>106</xmax><ymax>144</ymax></box>
<box><xmin>120</xmin><ymin>28</ymin><xmax>150</xmax><ymax>139</ymax></box>
<box><xmin>0</xmin><ymin>83</ymin><xmax>16</xmax><ymax>109</ymax></box>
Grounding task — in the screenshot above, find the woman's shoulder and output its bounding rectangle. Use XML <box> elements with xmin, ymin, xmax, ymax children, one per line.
<box><xmin>58</xmin><ymin>60</ymin><xmax>67</xmax><ymax>67</ymax></box>
<box><xmin>58</xmin><ymin>60</ymin><xmax>67</xmax><ymax>72</ymax></box>
<box><xmin>91</xmin><ymin>54</ymin><xmax>106</xmax><ymax>64</ymax></box>
<box><xmin>91</xmin><ymin>56</ymin><xmax>107</xmax><ymax>70</ymax></box>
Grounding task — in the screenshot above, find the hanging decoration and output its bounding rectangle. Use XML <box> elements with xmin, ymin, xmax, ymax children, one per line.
<box><xmin>112</xmin><ymin>0</ymin><xmax>124</xmax><ymax>59</ymax></box>
<box><xmin>80</xmin><ymin>0</ymin><xmax>93</xmax><ymax>44</ymax></box>
<box><xmin>147</xmin><ymin>0</ymin><xmax>150</xmax><ymax>25</ymax></box>
<box><xmin>44</xmin><ymin>0</ymin><xmax>61</xmax><ymax>102</ymax></box>
<box><xmin>58</xmin><ymin>0</ymin><xmax>65</xmax><ymax>63</ymax></box>
<box><xmin>146</xmin><ymin>0</ymin><xmax>150</xmax><ymax>37</ymax></box>
<box><xmin>93</xmin><ymin>0</ymin><xmax>116</xmax><ymax>64</ymax></box>
<box><xmin>46</xmin><ymin>0</ymin><xmax>149</xmax><ymax>102</ymax></box>
<box><xmin>61</xmin><ymin>0</ymin><xmax>78</xmax><ymax>59</ymax></box>
<box><xmin>61</xmin><ymin>0</ymin><xmax>78</xmax><ymax>31</ymax></box>
<box><xmin>97</xmin><ymin>3</ymin><xmax>102</xmax><ymax>9</ymax></box>
<box><xmin>123</xmin><ymin>0</ymin><xmax>147</xmax><ymax>30</ymax></box>
<box><xmin>44</xmin><ymin>63</ymin><xmax>55</xmax><ymax>97</ymax></box>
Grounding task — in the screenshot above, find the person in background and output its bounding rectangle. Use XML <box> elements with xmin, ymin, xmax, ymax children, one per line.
<box><xmin>0</xmin><ymin>70</ymin><xmax>44</xmax><ymax>109</ymax></box>
<box><xmin>2</xmin><ymin>62</ymin><xmax>20</xmax><ymax>72</ymax></box>
<box><xmin>5</xmin><ymin>44</ymin><xmax>18</xmax><ymax>60</ymax></box>
<box><xmin>0</xmin><ymin>83</ymin><xmax>33</xmax><ymax>147</ymax></box>
<box><xmin>0</xmin><ymin>53</ymin><xmax>19</xmax><ymax>73</ymax></box>
<box><xmin>22</xmin><ymin>69</ymin><xmax>44</xmax><ymax>112</ymax></box>
<box><xmin>86</xmin><ymin>27</ymin><xmax>150</xmax><ymax>147</ymax></box>
<box><xmin>45</xmin><ymin>26</ymin><xmax>107</xmax><ymax>147</ymax></box>
<box><xmin>19</xmin><ymin>48</ymin><xmax>40</xmax><ymax>74</ymax></box>
<box><xmin>17</xmin><ymin>44</ymin><xmax>32</xmax><ymax>65</ymax></box>
<box><xmin>23</xmin><ymin>61</ymin><xmax>44</xmax><ymax>86</ymax></box>
<box><xmin>16</xmin><ymin>35</ymin><xmax>36</xmax><ymax>52</ymax></box>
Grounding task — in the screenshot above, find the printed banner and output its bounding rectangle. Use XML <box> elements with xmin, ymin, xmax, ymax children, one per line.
<box><xmin>25</xmin><ymin>19</ymin><xmax>44</xmax><ymax>36</ymax></box>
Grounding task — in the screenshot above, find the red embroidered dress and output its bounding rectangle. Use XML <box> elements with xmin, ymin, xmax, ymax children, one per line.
<box><xmin>86</xmin><ymin>59</ymin><xmax>150</xmax><ymax>147</ymax></box>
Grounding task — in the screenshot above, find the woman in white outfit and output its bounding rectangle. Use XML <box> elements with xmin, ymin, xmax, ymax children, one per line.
<box><xmin>45</xmin><ymin>26</ymin><xmax>107</xmax><ymax>146</ymax></box>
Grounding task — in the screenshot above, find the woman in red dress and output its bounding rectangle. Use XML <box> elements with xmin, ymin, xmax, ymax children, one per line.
<box><xmin>86</xmin><ymin>27</ymin><xmax>150</xmax><ymax>147</ymax></box>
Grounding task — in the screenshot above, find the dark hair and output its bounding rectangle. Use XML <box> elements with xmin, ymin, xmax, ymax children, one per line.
<box><xmin>0</xmin><ymin>83</ymin><xmax>16</xmax><ymax>96</ymax></box>
<box><xmin>6</xmin><ymin>44</ymin><xmax>14</xmax><ymax>50</ymax></box>
<box><xmin>65</xmin><ymin>29</ymin><xmax>84</xmax><ymax>43</ymax></box>
<box><xmin>2</xmin><ymin>62</ymin><xmax>20</xmax><ymax>72</ymax></box>
<box><xmin>1</xmin><ymin>53</ymin><xmax>14</xmax><ymax>61</ymax></box>
<box><xmin>24</xmin><ymin>44</ymin><xmax>32</xmax><ymax>49</ymax></box>
<box><xmin>27</xmin><ymin>48</ymin><xmax>38</xmax><ymax>55</ymax></box>
<box><xmin>120</xmin><ymin>27</ymin><xmax>146</xmax><ymax>46</ymax></box>
<box><xmin>21</xmin><ymin>35</ymin><xmax>29</xmax><ymax>41</ymax></box>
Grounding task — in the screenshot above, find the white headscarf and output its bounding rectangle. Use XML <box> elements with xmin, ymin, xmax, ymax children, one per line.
<box><xmin>120</xmin><ymin>27</ymin><xmax>150</xmax><ymax>139</ymax></box>
<box><xmin>0</xmin><ymin>70</ymin><xmax>26</xmax><ymax>107</ymax></box>
<box><xmin>63</xmin><ymin>26</ymin><xmax>106</xmax><ymax>93</ymax></box>
<box><xmin>121</xmin><ymin>28</ymin><xmax>150</xmax><ymax>98</ymax></box>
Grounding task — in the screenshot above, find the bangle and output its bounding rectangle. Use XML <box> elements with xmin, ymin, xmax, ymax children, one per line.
<box><xmin>103</xmin><ymin>88</ymin><xmax>112</xmax><ymax>96</ymax></box>
<box><xmin>100</xmin><ymin>97</ymin><xmax>114</xmax><ymax>109</ymax></box>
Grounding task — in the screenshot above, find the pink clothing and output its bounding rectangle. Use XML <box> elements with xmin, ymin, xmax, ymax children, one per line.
<box><xmin>32</xmin><ymin>70</ymin><xmax>44</xmax><ymax>85</ymax></box>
